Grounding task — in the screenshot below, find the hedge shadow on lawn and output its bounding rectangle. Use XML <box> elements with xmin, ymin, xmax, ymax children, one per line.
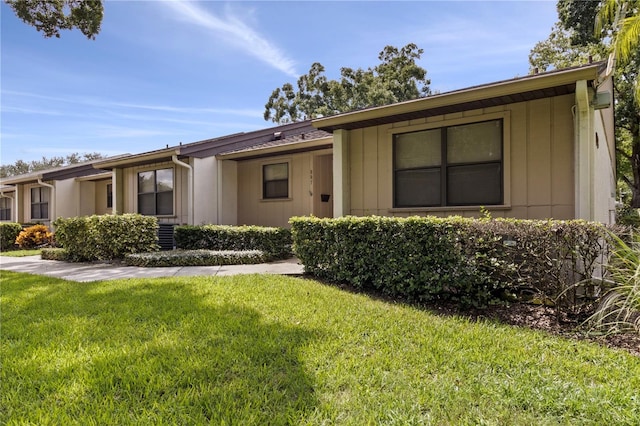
<box><xmin>1</xmin><ymin>274</ymin><xmax>320</xmax><ymax>424</ymax></box>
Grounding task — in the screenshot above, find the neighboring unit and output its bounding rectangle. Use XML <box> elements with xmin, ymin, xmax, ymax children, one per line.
<box><xmin>0</xmin><ymin>161</ymin><xmax>115</xmax><ymax>226</ymax></box>
<box><xmin>91</xmin><ymin>120</ymin><xmax>333</xmax><ymax>228</ymax></box>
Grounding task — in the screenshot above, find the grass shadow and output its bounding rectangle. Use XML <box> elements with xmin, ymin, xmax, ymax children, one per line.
<box><xmin>1</xmin><ymin>272</ymin><xmax>319</xmax><ymax>424</ymax></box>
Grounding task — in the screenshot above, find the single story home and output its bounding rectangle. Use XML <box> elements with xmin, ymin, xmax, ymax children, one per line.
<box><xmin>91</xmin><ymin>120</ymin><xmax>333</xmax><ymax>229</ymax></box>
<box><xmin>1</xmin><ymin>62</ymin><xmax>616</xmax><ymax>230</ymax></box>
<box><xmin>313</xmin><ymin>61</ymin><xmax>615</xmax><ymax>224</ymax></box>
<box><xmin>0</xmin><ymin>161</ymin><xmax>116</xmax><ymax>226</ymax></box>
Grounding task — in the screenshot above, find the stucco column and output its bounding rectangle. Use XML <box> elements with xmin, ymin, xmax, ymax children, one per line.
<box><xmin>333</xmin><ymin>129</ymin><xmax>350</xmax><ymax>217</ymax></box>
<box><xmin>574</xmin><ymin>79</ymin><xmax>593</xmax><ymax>221</ymax></box>
<box><xmin>218</xmin><ymin>159</ymin><xmax>237</xmax><ymax>225</ymax></box>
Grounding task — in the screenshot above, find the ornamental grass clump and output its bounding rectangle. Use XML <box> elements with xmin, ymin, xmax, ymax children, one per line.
<box><xmin>588</xmin><ymin>232</ymin><xmax>640</xmax><ymax>336</ymax></box>
<box><xmin>15</xmin><ymin>224</ymin><xmax>54</xmax><ymax>249</ymax></box>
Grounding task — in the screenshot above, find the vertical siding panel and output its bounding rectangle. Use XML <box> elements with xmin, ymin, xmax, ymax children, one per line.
<box><xmin>350</xmin><ymin>129</ymin><xmax>364</xmax><ymax>215</ymax></box>
<box><xmin>362</xmin><ymin>126</ymin><xmax>378</xmax><ymax>214</ymax></box>
<box><xmin>377</xmin><ymin>124</ymin><xmax>393</xmax><ymax>215</ymax></box>
<box><xmin>550</xmin><ymin>95</ymin><xmax>574</xmax><ymax>212</ymax></box>
<box><xmin>124</xmin><ymin>168</ymin><xmax>134</xmax><ymax>214</ymax></box>
<box><xmin>527</xmin><ymin>98</ymin><xmax>552</xmax><ymax>210</ymax></box>
<box><xmin>508</xmin><ymin>102</ymin><xmax>528</xmax><ymax>210</ymax></box>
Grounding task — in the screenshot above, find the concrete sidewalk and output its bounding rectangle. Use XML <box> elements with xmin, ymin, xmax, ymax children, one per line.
<box><xmin>0</xmin><ymin>255</ymin><xmax>305</xmax><ymax>282</ymax></box>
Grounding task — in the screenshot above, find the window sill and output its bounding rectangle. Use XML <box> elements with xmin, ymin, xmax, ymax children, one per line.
<box><xmin>260</xmin><ymin>198</ymin><xmax>292</xmax><ymax>203</ymax></box>
<box><xmin>389</xmin><ymin>205</ymin><xmax>511</xmax><ymax>213</ymax></box>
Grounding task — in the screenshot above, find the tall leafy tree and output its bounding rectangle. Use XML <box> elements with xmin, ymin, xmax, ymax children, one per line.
<box><xmin>596</xmin><ymin>0</ymin><xmax>640</xmax><ymax>102</ymax></box>
<box><xmin>0</xmin><ymin>152</ymin><xmax>105</xmax><ymax>178</ymax></box>
<box><xmin>531</xmin><ymin>0</ymin><xmax>640</xmax><ymax>207</ymax></box>
<box><xmin>264</xmin><ymin>44</ymin><xmax>431</xmax><ymax>124</ymax></box>
<box><xmin>5</xmin><ymin>0</ymin><xmax>103</xmax><ymax>39</ymax></box>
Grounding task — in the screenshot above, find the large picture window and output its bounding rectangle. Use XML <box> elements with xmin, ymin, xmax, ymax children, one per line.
<box><xmin>0</xmin><ymin>197</ymin><xmax>11</xmax><ymax>221</ymax></box>
<box><xmin>394</xmin><ymin>119</ymin><xmax>503</xmax><ymax>207</ymax></box>
<box><xmin>31</xmin><ymin>187</ymin><xmax>49</xmax><ymax>220</ymax></box>
<box><xmin>263</xmin><ymin>163</ymin><xmax>289</xmax><ymax>199</ymax></box>
<box><xmin>138</xmin><ymin>168</ymin><xmax>174</xmax><ymax>216</ymax></box>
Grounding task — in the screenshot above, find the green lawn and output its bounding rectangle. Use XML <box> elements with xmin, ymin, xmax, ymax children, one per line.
<box><xmin>2</xmin><ymin>271</ymin><xmax>639</xmax><ymax>425</ymax></box>
<box><xmin>0</xmin><ymin>249</ymin><xmax>41</xmax><ymax>257</ymax></box>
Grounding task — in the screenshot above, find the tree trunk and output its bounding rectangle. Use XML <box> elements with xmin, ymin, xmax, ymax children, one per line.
<box><xmin>630</xmin><ymin>125</ymin><xmax>640</xmax><ymax>208</ymax></box>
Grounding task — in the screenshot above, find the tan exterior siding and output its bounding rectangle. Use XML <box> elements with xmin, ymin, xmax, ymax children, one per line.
<box><xmin>236</xmin><ymin>150</ymin><xmax>332</xmax><ymax>228</ymax></box>
<box><xmin>120</xmin><ymin>160</ymin><xmax>190</xmax><ymax>225</ymax></box>
<box><xmin>89</xmin><ymin>179</ymin><xmax>112</xmax><ymax>216</ymax></box>
<box><xmin>348</xmin><ymin>94</ymin><xmax>576</xmax><ymax>220</ymax></box>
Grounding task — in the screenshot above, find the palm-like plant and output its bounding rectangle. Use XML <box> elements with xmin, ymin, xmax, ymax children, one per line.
<box><xmin>597</xmin><ymin>0</ymin><xmax>640</xmax><ymax>102</ymax></box>
<box><xmin>589</xmin><ymin>232</ymin><xmax>640</xmax><ymax>335</ymax></box>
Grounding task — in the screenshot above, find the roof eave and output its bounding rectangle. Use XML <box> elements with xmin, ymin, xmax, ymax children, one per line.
<box><xmin>93</xmin><ymin>148</ymin><xmax>181</xmax><ymax>169</ymax></box>
<box><xmin>312</xmin><ymin>63</ymin><xmax>604</xmax><ymax>131</ymax></box>
<box><xmin>218</xmin><ymin>136</ymin><xmax>333</xmax><ymax>160</ymax></box>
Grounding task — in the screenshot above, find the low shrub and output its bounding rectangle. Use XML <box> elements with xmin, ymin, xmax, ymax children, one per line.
<box><xmin>0</xmin><ymin>222</ymin><xmax>23</xmax><ymax>251</ymax></box>
<box><xmin>291</xmin><ymin>216</ymin><xmax>483</xmax><ymax>306</ymax></box>
<box><xmin>124</xmin><ymin>249</ymin><xmax>266</xmax><ymax>267</ymax></box>
<box><xmin>41</xmin><ymin>248</ymin><xmax>70</xmax><ymax>261</ymax></box>
<box><xmin>16</xmin><ymin>224</ymin><xmax>54</xmax><ymax>250</ymax></box>
<box><xmin>174</xmin><ymin>225</ymin><xmax>291</xmax><ymax>260</ymax></box>
<box><xmin>54</xmin><ymin>214</ymin><xmax>159</xmax><ymax>262</ymax></box>
<box><xmin>291</xmin><ymin>215</ymin><xmax>611</xmax><ymax>309</ymax></box>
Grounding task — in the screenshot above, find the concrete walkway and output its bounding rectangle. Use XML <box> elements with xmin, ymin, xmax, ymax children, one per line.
<box><xmin>0</xmin><ymin>255</ymin><xmax>305</xmax><ymax>282</ymax></box>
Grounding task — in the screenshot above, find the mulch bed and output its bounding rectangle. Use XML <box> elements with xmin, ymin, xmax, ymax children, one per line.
<box><xmin>428</xmin><ymin>301</ymin><xmax>640</xmax><ymax>357</ymax></box>
<box><xmin>317</xmin><ymin>277</ymin><xmax>640</xmax><ymax>357</ymax></box>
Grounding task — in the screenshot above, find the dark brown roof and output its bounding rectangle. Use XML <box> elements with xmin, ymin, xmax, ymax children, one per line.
<box><xmin>181</xmin><ymin>120</ymin><xmax>326</xmax><ymax>158</ymax></box>
<box><xmin>220</xmin><ymin>129</ymin><xmax>331</xmax><ymax>156</ymax></box>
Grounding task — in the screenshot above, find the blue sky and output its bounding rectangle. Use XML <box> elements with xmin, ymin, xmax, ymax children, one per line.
<box><xmin>1</xmin><ymin>1</ymin><xmax>559</xmax><ymax>166</ymax></box>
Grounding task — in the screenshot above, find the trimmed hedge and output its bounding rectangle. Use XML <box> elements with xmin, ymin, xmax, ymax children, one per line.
<box><xmin>174</xmin><ymin>225</ymin><xmax>291</xmax><ymax>260</ymax></box>
<box><xmin>54</xmin><ymin>214</ymin><xmax>159</xmax><ymax>262</ymax></box>
<box><xmin>124</xmin><ymin>249</ymin><xmax>267</xmax><ymax>267</ymax></box>
<box><xmin>290</xmin><ymin>216</ymin><xmax>611</xmax><ymax>309</ymax></box>
<box><xmin>41</xmin><ymin>248</ymin><xmax>71</xmax><ymax>261</ymax></box>
<box><xmin>0</xmin><ymin>222</ymin><xmax>22</xmax><ymax>251</ymax></box>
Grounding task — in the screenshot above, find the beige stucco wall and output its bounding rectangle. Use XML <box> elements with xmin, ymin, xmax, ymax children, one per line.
<box><xmin>193</xmin><ymin>156</ymin><xmax>218</xmax><ymax>225</ymax></box>
<box><xmin>119</xmin><ymin>160</ymin><xmax>190</xmax><ymax>225</ymax></box>
<box><xmin>54</xmin><ymin>179</ymin><xmax>78</xmax><ymax>220</ymax></box>
<box><xmin>236</xmin><ymin>149</ymin><xmax>332</xmax><ymax>228</ymax></box>
<box><xmin>346</xmin><ymin>94</ymin><xmax>577</xmax><ymax>220</ymax></box>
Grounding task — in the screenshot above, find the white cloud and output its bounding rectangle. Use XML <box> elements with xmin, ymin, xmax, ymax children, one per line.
<box><xmin>110</xmin><ymin>101</ymin><xmax>262</xmax><ymax>117</ymax></box>
<box><xmin>2</xmin><ymin>90</ymin><xmax>263</xmax><ymax>118</ymax></box>
<box><xmin>162</xmin><ymin>1</ymin><xmax>297</xmax><ymax>77</ymax></box>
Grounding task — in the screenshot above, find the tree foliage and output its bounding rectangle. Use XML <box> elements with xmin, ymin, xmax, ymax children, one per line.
<box><xmin>5</xmin><ymin>0</ymin><xmax>103</xmax><ymax>39</ymax></box>
<box><xmin>530</xmin><ymin>0</ymin><xmax>640</xmax><ymax>207</ymax></box>
<box><xmin>596</xmin><ymin>0</ymin><xmax>640</xmax><ymax>102</ymax></box>
<box><xmin>264</xmin><ymin>44</ymin><xmax>431</xmax><ymax>124</ymax></box>
<box><xmin>528</xmin><ymin>23</ymin><xmax>608</xmax><ymax>72</ymax></box>
<box><xmin>0</xmin><ymin>152</ymin><xmax>105</xmax><ymax>178</ymax></box>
